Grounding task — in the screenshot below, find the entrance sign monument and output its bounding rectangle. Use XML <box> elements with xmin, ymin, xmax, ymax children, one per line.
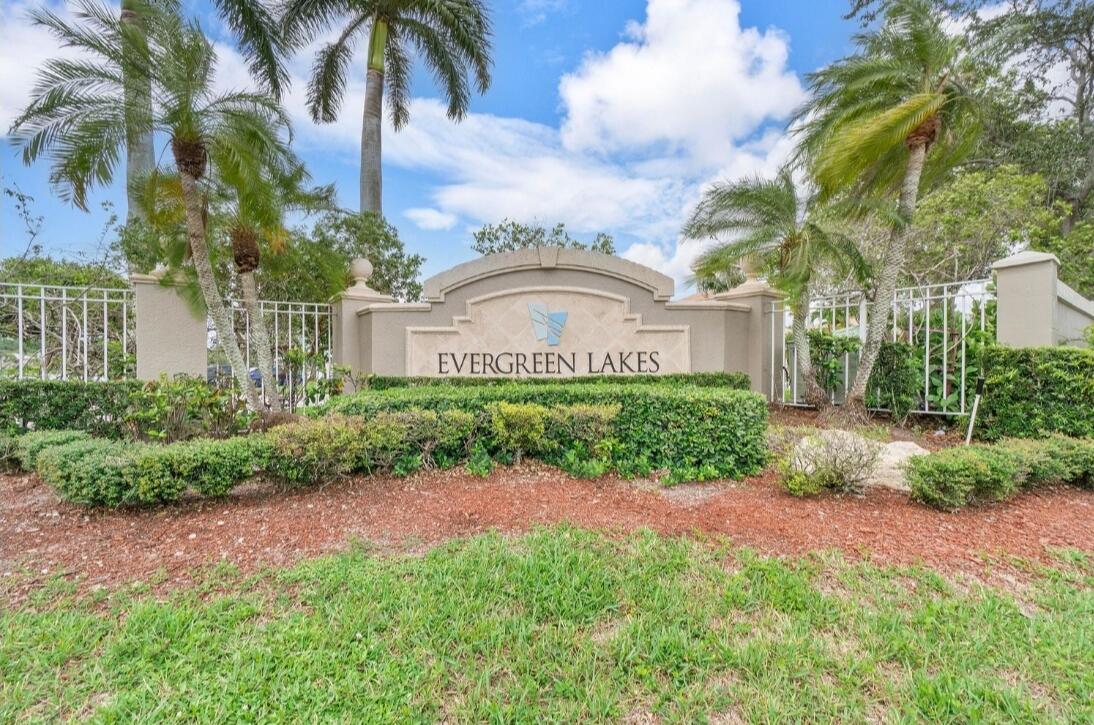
<box><xmin>331</xmin><ymin>246</ymin><xmax>784</xmax><ymax>394</ymax></box>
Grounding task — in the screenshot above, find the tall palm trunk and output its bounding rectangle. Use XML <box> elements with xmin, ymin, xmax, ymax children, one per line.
<box><xmin>360</xmin><ymin>18</ymin><xmax>387</xmax><ymax>214</ymax></box>
<box><xmin>843</xmin><ymin>140</ymin><xmax>929</xmax><ymax>418</ymax></box>
<box><xmin>120</xmin><ymin>1</ymin><xmax>153</xmax><ymax>225</ymax></box>
<box><xmin>239</xmin><ymin>271</ymin><xmax>281</xmax><ymax>412</ymax></box>
<box><xmin>790</xmin><ymin>289</ymin><xmax>830</xmax><ymax>410</ymax></box>
<box><xmin>177</xmin><ymin>168</ymin><xmax>263</xmax><ymax>411</ymax></box>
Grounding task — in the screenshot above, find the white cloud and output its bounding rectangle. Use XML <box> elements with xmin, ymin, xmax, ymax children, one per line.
<box><xmin>559</xmin><ymin>0</ymin><xmax>804</xmax><ymax>165</ymax></box>
<box><xmin>405</xmin><ymin>207</ymin><xmax>458</xmax><ymax>231</ymax></box>
<box><xmin>1</xmin><ymin>0</ymin><xmax>804</xmax><ymax>294</ymax></box>
<box><xmin>0</xmin><ymin>1</ymin><xmax>92</xmax><ymax>131</ymax></box>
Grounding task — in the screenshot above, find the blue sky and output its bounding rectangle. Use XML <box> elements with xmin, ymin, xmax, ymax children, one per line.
<box><xmin>0</xmin><ymin>0</ymin><xmax>856</xmax><ymax>290</ymax></box>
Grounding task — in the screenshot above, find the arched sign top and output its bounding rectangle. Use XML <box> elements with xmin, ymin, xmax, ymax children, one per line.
<box><xmin>421</xmin><ymin>246</ymin><xmax>677</xmax><ymax>303</ymax></box>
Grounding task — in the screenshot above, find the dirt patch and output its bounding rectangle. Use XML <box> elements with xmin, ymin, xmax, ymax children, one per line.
<box><xmin>769</xmin><ymin>407</ymin><xmax>962</xmax><ymax>451</ymax></box>
<box><xmin>2</xmin><ymin>462</ymin><xmax>1092</xmax><ymax>602</ymax></box>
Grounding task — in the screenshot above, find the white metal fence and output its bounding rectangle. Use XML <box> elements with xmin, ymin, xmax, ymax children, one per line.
<box><xmin>2</xmin><ymin>282</ymin><xmax>333</xmax><ymax>407</ymax></box>
<box><xmin>771</xmin><ymin>279</ymin><xmax>995</xmax><ymax>416</ymax></box>
<box><xmin>212</xmin><ymin>298</ymin><xmax>334</xmax><ymax>409</ymax></box>
<box><xmin>0</xmin><ymin>282</ymin><xmax>134</xmax><ymax>381</ymax></box>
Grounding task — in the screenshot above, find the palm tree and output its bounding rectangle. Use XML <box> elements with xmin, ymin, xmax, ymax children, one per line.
<box><xmin>219</xmin><ymin>160</ymin><xmax>336</xmax><ymax>412</ymax></box>
<box><xmin>684</xmin><ymin>169</ymin><xmax>868</xmax><ymax>409</ymax></box>
<box><xmin>11</xmin><ymin>2</ymin><xmax>290</xmax><ymax>411</ymax></box>
<box><xmin>23</xmin><ymin>0</ymin><xmax>287</xmax><ymax>224</ymax></box>
<box><xmin>282</xmin><ymin>0</ymin><xmax>493</xmax><ymax>214</ymax></box>
<box><xmin>792</xmin><ymin>0</ymin><xmax>981</xmax><ymax>418</ymax></box>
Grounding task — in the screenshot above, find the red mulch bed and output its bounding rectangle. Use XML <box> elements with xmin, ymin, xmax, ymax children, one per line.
<box><xmin>3</xmin><ymin>461</ymin><xmax>1092</xmax><ymax>602</ymax></box>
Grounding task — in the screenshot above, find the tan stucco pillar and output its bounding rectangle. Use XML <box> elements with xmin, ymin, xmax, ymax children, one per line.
<box><xmin>714</xmin><ymin>277</ymin><xmax>783</xmax><ymax>398</ymax></box>
<box><xmin>992</xmin><ymin>251</ymin><xmax>1060</xmax><ymax>348</ymax></box>
<box><xmin>330</xmin><ymin>258</ymin><xmax>394</xmax><ymax>375</ymax></box>
<box><xmin>130</xmin><ymin>271</ymin><xmax>208</xmax><ymax>381</ymax></box>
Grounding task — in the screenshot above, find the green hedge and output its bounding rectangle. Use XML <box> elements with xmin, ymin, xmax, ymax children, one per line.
<box><xmin>865</xmin><ymin>342</ymin><xmax>921</xmax><ymax>422</ymax></box>
<box><xmin>0</xmin><ymin>380</ymin><xmax>140</xmax><ymax>436</ymax></box>
<box><xmin>13</xmin><ymin>402</ymin><xmax>630</xmax><ymax>506</ymax></box>
<box><xmin>360</xmin><ymin>372</ymin><xmax>750</xmax><ymax>390</ymax></box>
<box><xmin>907</xmin><ymin>436</ymin><xmax>1094</xmax><ymax>510</ymax></box>
<box><xmin>979</xmin><ymin>346</ymin><xmax>1094</xmax><ymax>440</ymax></box>
<box><xmin>323</xmin><ymin>384</ymin><xmax>768</xmax><ymax>478</ymax></box>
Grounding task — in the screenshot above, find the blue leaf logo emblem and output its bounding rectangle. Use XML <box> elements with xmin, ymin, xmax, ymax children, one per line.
<box><xmin>528</xmin><ymin>303</ymin><xmax>567</xmax><ymax>346</ymax></box>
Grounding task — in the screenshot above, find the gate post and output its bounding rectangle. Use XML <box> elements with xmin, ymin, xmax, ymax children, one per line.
<box><xmin>715</xmin><ymin>276</ymin><xmax>783</xmax><ymax>399</ymax></box>
<box><xmin>992</xmin><ymin>251</ymin><xmax>1059</xmax><ymax>347</ymax></box>
<box><xmin>130</xmin><ymin>270</ymin><xmax>208</xmax><ymax>380</ymax></box>
<box><xmin>330</xmin><ymin>259</ymin><xmax>393</xmax><ymax>375</ymax></box>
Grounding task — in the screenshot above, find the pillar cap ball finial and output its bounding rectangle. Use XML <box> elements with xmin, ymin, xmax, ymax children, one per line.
<box><xmin>350</xmin><ymin>258</ymin><xmax>373</xmax><ymax>283</ymax></box>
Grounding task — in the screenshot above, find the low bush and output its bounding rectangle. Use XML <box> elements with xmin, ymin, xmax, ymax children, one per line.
<box><xmin>15</xmin><ymin>430</ymin><xmax>91</xmax><ymax>470</ymax></box>
<box><xmin>978</xmin><ymin>346</ymin><xmax>1094</xmax><ymax>440</ymax></box>
<box><xmin>907</xmin><ymin>445</ymin><xmax>1021</xmax><ymax>510</ymax></box>
<box><xmin>265</xmin><ymin>416</ymin><xmax>365</xmax><ymax>485</ymax></box>
<box><xmin>323</xmin><ymin>384</ymin><xmax>768</xmax><ymax>479</ymax></box>
<box><xmin>361</xmin><ymin>372</ymin><xmax>750</xmax><ymax>390</ymax></box>
<box><xmin>35</xmin><ymin>439</ymin><xmax>148</xmax><ymax>507</ymax></box>
<box><xmin>780</xmin><ymin>430</ymin><xmax>882</xmax><ymax>497</ymax></box>
<box><xmin>907</xmin><ymin>436</ymin><xmax>1094</xmax><ymax>510</ymax></box>
<box><xmin>0</xmin><ymin>380</ymin><xmax>139</xmax><ymax>437</ymax></box>
<box><xmin>0</xmin><ymin>432</ymin><xmax>19</xmax><ymax>472</ymax></box>
<box><xmin>134</xmin><ymin>436</ymin><xmax>271</xmax><ymax>502</ymax></box>
<box><xmin>486</xmin><ymin>402</ymin><xmax>550</xmax><ymax>462</ymax></box>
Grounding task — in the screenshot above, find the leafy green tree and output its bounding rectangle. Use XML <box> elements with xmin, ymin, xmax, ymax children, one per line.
<box><xmin>11</xmin><ymin>2</ymin><xmax>291</xmax><ymax>411</ymax></box>
<box><xmin>903</xmin><ymin>166</ymin><xmax>1065</xmax><ymax>283</ymax></box>
<box><xmin>282</xmin><ymin>0</ymin><xmax>493</xmax><ymax>214</ymax></box>
<box><xmin>258</xmin><ymin>212</ymin><xmax>425</xmax><ymax>303</ymax></box>
<box><xmin>471</xmin><ymin>220</ymin><xmax>615</xmax><ymax>256</ymax></box>
<box><xmin>683</xmin><ymin>169</ymin><xmax>868</xmax><ymax>409</ymax></box>
<box><xmin>976</xmin><ymin>0</ymin><xmax>1094</xmax><ymax>230</ymax></box>
<box><xmin>1034</xmin><ymin>222</ymin><xmax>1094</xmax><ymax>298</ymax></box>
<box><xmin>0</xmin><ymin>257</ymin><xmax>127</xmax><ymax>289</ymax></box>
<box><xmin>795</xmin><ymin>0</ymin><xmax>982</xmax><ymax>417</ymax></box>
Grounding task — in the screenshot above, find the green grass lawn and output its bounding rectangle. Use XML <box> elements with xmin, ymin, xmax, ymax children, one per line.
<box><xmin>2</xmin><ymin>527</ymin><xmax>1091</xmax><ymax>723</ymax></box>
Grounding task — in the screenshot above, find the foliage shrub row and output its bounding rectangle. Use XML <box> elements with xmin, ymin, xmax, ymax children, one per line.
<box><xmin>0</xmin><ymin>380</ymin><xmax>139</xmax><ymax>437</ymax></box>
<box><xmin>359</xmin><ymin>371</ymin><xmax>751</xmax><ymax>390</ymax></box>
<box><xmin>6</xmin><ymin>401</ymin><xmax>631</xmax><ymax>506</ymax></box>
<box><xmin>322</xmin><ymin>383</ymin><xmax>769</xmax><ymax>479</ymax></box>
<box><xmin>977</xmin><ymin>346</ymin><xmax>1094</xmax><ymax>440</ymax></box>
<box><xmin>0</xmin><ymin>377</ymin><xmax>252</xmax><ymax>441</ymax></box>
<box><xmin>907</xmin><ymin>436</ymin><xmax>1094</xmax><ymax>510</ymax></box>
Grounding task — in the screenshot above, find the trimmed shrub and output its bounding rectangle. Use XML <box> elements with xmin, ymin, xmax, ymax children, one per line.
<box><xmin>134</xmin><ymin>436</ymin><xmax>271</xmax><ymax>502</ymax></box>
<box><xmin>780</xmin><ymin>430</ymin><xmax>882</xmax><ymax>497</ymax></box>
<box><xmin>907</xmin><ymin>445</ymin><xmax>1025</xmax><ymax>510</ymax></box>
<box><xmin>549</xmin><ymin>403</ymin><xmax>620</xmax><ymax>454</ymax></box>
<box><xmin>265</xmin><ymin>416</ymin><xmax>366</xmax><ymax>485</ymax></box>
<box><xmin>361</xmin><ymin>372</ymin><xmax>750</xmax><ymax>390</ymax></box>
<box><xmin>35</xmin><ymin>439</ymin><xmax>147</xmax><ymax>507</ymax></box>
<box><xmin>15</xmin><ymin>430</ymin><xmax>91</xmax><ymax>470</ymax></box>
<box><xmin>0</xmin><ymin>432</ymin><xmax>19</xmax><ymax>472</ymax></box>
<box><xmin>0</xmin><ymin>380</ymin><xmax>139</xmax><ymax>437</ymax></box>
<box><xmin>978</xmin><ymin>346</ymin><xmax>1094</xmax><ymax>440</ymax></box>
<box><xmin>486</xmin><ymin>402</ymin><xmax>551</xmax><ymax>462</ymax></box>
<box><xmin>323</xmin><ymin>384</ymin><xmax>768</xmax><ymax>478</ymax></box>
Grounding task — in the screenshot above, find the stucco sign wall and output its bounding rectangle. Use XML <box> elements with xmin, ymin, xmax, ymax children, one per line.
<box><xmin>405</xmin><ymin>287</ymin><xmax>690</xmax><ymax>377</ymax></box>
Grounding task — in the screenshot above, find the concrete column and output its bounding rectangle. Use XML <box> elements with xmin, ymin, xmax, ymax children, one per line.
<box><xmin>992</xmin><ymin>251</ymin><xmax>1059</xmax><ymax>347</ymax></box>
<box><xmin>714</xmin><ymin>276</ymin><xmax>784</xmax><ymax>398</ymax></box>
<box><xmin>330</xmin><ymin>258</ymin><xmax>393</xmax><ymax>375</ymax></box>
<box><xmin>130</xmin><ymin>271</ymin><xmax>208</xmax><ymax>380</ymax></box>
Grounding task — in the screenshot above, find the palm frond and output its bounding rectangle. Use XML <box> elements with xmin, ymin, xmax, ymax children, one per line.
<box><xmin>305</xmin><ymin>13</ymin><xmax>368</xmax><ymax>123</ymax></box>
<box><xmin>213</xmin><ymin>0</ymin><xmax>289</xmax><ymax>97</ymax></box>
